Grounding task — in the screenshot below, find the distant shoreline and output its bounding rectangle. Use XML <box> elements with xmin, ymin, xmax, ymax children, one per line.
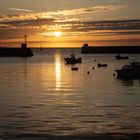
<box><xmin>1</xmin><ymin>46</ymin><xmax>140</xmax><ymax>49</ymax></box>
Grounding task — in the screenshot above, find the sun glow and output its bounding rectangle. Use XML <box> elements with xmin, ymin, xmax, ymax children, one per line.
<box><xmin>55</xmin><ymin>54</ymin><xmax>61</xmax><ymax>90</ymax></box>
<box><xmin>54</xmin><ymin>31</ymin><xmax>62</xmax><ymax>37</ymax></box>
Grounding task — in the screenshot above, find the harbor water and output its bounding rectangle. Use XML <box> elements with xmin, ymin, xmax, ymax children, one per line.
<box><xmin>0</xmin><ymin>48</ymin><xmax>140</xmax><ymax>140</ymax></box>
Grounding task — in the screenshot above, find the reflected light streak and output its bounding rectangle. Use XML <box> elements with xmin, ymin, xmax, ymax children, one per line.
<box><xmin>55</xmin><ymin>54</ymin><xmax>61</xmax><ymax>90</ymax></box>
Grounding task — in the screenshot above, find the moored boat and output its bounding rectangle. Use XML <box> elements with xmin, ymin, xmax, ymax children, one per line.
<box><xmin>115</xmin><ymin>62</ymin><xmax>140</xmax><ymax>79</ymax></box>
<box><xmin>97</xmin><ymin>63</ymin><xmax>108</xmax><ymax>67</ymax></box>
<box><xmin>71</xmin><ymin>67</ymin><xmax>78</xmax><ymax>71</ymax></box>
<box><xmin>115</xmin><ymin>54</ymin><xmax>129</xmax><ymax>60</ymax></box>
<box><xmin>64</xmin><ymin>54</ymin><xmax>82</xmax><ymax>64</ymax></box>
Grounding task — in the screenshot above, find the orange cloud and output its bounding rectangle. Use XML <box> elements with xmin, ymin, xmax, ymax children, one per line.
<box><xmin>9</xmin><ymin>8</ymin><xmax>34</xmax><ymax>12</ymax></box>
<box><xmin>1</xmin><ymin>5</ymin><xmax>123</xmax><ymax>22</ymax></box>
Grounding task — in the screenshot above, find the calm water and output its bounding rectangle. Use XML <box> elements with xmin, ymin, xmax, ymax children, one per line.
<box><xmin>0</xmin><ymin>48</ymin><xmax>140</xmax><ymax>140</ymax></box>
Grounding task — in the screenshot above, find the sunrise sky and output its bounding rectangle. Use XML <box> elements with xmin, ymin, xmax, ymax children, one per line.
<box><xmin>0</xmin><ymin>0</ymin><xmax>140</xmax><ymax>47</ymax></box>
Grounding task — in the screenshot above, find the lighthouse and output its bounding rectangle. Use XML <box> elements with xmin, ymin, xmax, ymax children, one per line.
<box><xmin>21</xmin><ymin>35</ymin><xmax>27</xmax><ymax>49</ymax></box>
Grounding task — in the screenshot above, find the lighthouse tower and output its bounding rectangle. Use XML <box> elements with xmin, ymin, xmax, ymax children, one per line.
<box><xmin>21</xmin><ymin>35</ymin><xmax>27</xmax><ymax>49</ymax></box>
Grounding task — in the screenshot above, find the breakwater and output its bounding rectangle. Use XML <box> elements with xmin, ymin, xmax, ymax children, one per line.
<box><xmin>81</xmin><ymin>44</ymin><xmax>140</xmax><ymax>54</ymax></box>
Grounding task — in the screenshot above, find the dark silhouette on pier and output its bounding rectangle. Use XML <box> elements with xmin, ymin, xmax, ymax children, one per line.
<box><xmin>0</xmin><ymin>35</ymin><xmax>33</xmax><ymax>57</ymax></box>
<box><xmin>81</xmin><ymin>43</ymin><xmax>140</xmax><ymax>54</ymax></box>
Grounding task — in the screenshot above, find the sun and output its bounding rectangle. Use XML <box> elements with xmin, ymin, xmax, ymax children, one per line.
<box><xmin>54</xmin><ymin>31</ymin><xmax>62</xmax><ymax>37</ymax></box>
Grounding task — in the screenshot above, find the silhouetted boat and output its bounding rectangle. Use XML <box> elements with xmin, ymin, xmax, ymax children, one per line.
<box><xmin>71</xmin><ymin>67</ymin><xmax>78</xmax><ymax>71</ymax></box>
<box><xmin>0</xmin><ymin>35</ymin><xmax>33</xmax><ymax>57</ymax></box>
<box><xmin>98</xmin><ymin>63</ymin><xmax>108</xmax><ymax>67</ymax></box>
<box><xmin>64</xmin><ymin>54</ymin><xmax>81</xmax><ymax>64</ymax></box>
<box><xmin>115</xmin><ymin>54</ymin><xmax>129</xmax><ymax>60</ymax></box>
<box><xmin>81</xmin><ymin>43</ymin><xmax>140</xmax><ymax>54</ymax></box>
<box><xmin>115</xmin><ymin>62</ymin><xmax>140</xmax><ymax>79</ymax></box>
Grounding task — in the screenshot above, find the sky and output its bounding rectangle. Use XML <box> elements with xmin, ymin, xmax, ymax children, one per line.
<box><xmin>0</xmin><ymin>0</ymin><xmax>140</xmax><ymax>47</ymax></box>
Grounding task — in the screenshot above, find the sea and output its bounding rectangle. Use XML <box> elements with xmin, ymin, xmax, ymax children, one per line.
<box><xmin>0</xmin><ymin>48</ymin><xmax>140</xmax><ymax>140</ymax></box>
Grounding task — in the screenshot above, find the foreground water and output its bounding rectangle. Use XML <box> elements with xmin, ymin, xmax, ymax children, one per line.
<box><xmin>0</xmin><ymin>48</ymin><xmax>140</xmax><ymax>140</ymax></box>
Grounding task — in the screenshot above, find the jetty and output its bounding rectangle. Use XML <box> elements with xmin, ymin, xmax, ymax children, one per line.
<box><xmin>0</xmin><ymin>35</ymin><xmax>33</xmax><ymax>57</ymax></box>
<box><xmin>81</xmin><ymin>43</ymin><xmax>140</xmax><ymax>54</ymax></box>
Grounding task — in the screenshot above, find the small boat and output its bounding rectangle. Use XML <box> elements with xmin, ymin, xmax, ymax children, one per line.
<box><xmin>64</xmin><ymin>54</ymin><xmax>82</xmax><ymax>64</ymax></box>
<box><xmin>71</xmin><ymin>67</ymin><xmax>78</xmax><ymax>71</ymax></box>
<box><xmin>115</xmin><ymin>54</ymin><xmax>129</xmax><ymax>60</ymax></box>
<box><xmin>97</xmin><ymin>63</ymin><xmax>108</xmax><ymax>67</ymax></box>
<box><xmin>115</xmin><ymin>62</ymin><xmax>140</xmax><ymax>79</ymax></box>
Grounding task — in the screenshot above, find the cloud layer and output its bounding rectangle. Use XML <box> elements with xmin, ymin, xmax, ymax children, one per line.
<box><xmin>0</xmin><ymin>5</ymin><xmax>140</xmax><ymax>46</ymax></box>
<box><xmin>9</xmin><ymin>8</ymin><xmax>34</xmax><ymax>13</ymax></box>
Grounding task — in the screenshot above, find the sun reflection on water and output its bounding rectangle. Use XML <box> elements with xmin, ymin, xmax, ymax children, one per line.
<box><xmin>55</xmin><ymin>54</ymin><xmax>61</xmax><ymax>90</ymax></box>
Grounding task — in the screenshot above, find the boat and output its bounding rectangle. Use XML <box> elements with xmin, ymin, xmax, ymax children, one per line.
<box><xmin>71</xmin><ymin>67</ymin><xmax>78</xmax><ymax>71</ymax></box>
<box><xmin>64</xmin><ymin>54</ymin><xmax>82</xmax><ymax>64</ymax></box>
<box><xmin>97</xmin><ymin>63</ymin><xmax>108</xmax><ymax>67</ymax></box>
<box><xmin>115</xmin><ymin>54</ymin><xmax>129</xmax><ymax>60</ymax></box>
<box><xmin>0</xmin><ymin>35</ymin><xmax>33</xmax><ymax>57</ymax></box>
<box><xmin>81</xmin><ymin>43</ymin><xmax>140</xmax><ymax>54</ymax></box>
<box><xmin>115</xmin><ymin>62</ymin><xmax>140</xmax><ymax>79</ymax></box>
